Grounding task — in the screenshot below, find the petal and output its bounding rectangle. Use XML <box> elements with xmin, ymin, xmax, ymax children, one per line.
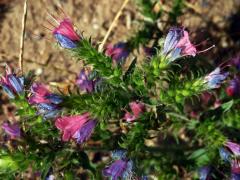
<box><xmin>54</xmin><ymin>33</ymin><xmax>77</xmax><ymax>49</ymax></box>
<box><xmin>8</xmin><ymin>75</ymin><xmax>24</xmax><ymax>93</ymax></box>
<box><xmin>53</xmin><ymin>18</ymin><xmax>80</xmax><ymax>41</ymax></box>
<box><xmin>1</xmin><ymin>85</ymin><xmax>15</xmax><ymax>99</ymax></box>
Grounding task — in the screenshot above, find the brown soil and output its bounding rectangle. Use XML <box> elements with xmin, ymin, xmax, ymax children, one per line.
<box><xmin>0</xmin><ymin>0</ymin><xmax>135</xmax><ymax>82</ymax></box>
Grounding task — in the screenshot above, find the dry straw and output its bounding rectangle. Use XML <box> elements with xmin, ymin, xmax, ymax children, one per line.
<box><xmin>98</xmin><ymin>0</ymin><xmax>129</xmax><ymax>52</ymax></box>
<box><xmin>19</xmin><ymin>0</ymin><xmax>28</xmax><ymax>75</ymax></box>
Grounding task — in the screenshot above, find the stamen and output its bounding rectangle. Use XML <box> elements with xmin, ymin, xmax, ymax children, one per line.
<box><xmin>197</xmin><ymin>45</ymin><xmax>215</xmax><ymax>54</ymax></box>
<box><xmin>30</xmin><ymin>32</ymin><xmax>52</xmax><ymax>41</ymax></box>
<box><xmin>56</xmin><ymin>5</ymin><xmax>67</xmax><ymax>18</ymax></box>
<box><xmin>46</xmin><ymin>19</ymin><xmax>56</xmax><ymax>28</ymax></box>
<box><xmin>42</xmin><ymin>24</ymin><xmax>53</xmax><ymax>32</ymax></box>
<box><xmin>218</xmin><ymin>60</ymin><xmax>232</xmax><ymax>69</ymax></box>
<box><xmin>46</xmin><ymin>9</ymin><xmax>60</xmax><ymax>25</ymax></box>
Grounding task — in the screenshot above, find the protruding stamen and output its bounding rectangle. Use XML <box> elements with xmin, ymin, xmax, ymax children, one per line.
<box><xmin>56</xmin><ymin>5</ymin><xmax>67</xmax><ymax>18</ymax></box>
<box><xmin>46</xmin><ymin>19</ymin><xmax>56</xmax><ymax>28</ymax></box>
<box><xmin>42</xmin><ymin>24</ymin><xmax>53</xmax><ymax>32</ymax></box>
<box><xmin>30</xmin><ymin>32</ymin><xmax>52</xmax><ymax>41</ymax></box>
<box><xmin>197</xmin><ymin>45</ymin><xmax>215</xmax><ymax>54</ymax></box>
<box><xmin>46</xmin><ymin>10</ymin><xmax>60</xmax><ymax>25</ymax></box>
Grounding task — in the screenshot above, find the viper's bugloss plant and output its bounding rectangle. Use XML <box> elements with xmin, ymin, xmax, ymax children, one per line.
<box><xmin>1</xmin><ymin>1</ymin><xmax>240</xmax><ymax>179</ymax></box>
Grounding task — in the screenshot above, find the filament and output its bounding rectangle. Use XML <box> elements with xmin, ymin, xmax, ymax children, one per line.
<box><xmin>197</xmin><ymin>45</ymin><xmax>215</xmax><ymax>54</ymax></box>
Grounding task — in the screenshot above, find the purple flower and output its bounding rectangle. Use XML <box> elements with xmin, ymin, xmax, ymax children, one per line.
<box><xmin>54</xmin><ymin>33</ymin><xmax>78</xmax><ymax>49</ymax></box>
<box><xmin>29</xmin><ymin>83</ymin><xmax>51</xmax><ymax>104</ymax></box>
<box><xmin>226</xmin><ymin>77</ymin><xmax>240</xmax><ymax>97</ymax></box>
<box><xmin>141</xmin><ymin>176</ymin><xmax>149</xmax><ymax>180</ymax></box>
<box><xmin>225</xmin><ymin>141</ymin><xmax>240</xmax><ymax>157</ymax></box>
<box><xmin>36</xmin><ymin>103</ymin><xmax>60</xmax><ymax>119</ymax></box>
<box><xmin>231</xmin><ymin>56</ymin><xmax>240</xmax><ymax>71</ymax></box>
<box><xmin>105</xmin><ymin>42</ymin><xmax>129</xmax><ymax>64</ymax></box>
<box><xmin>219</xmin><ymin>147</ymin><xmax>231</xmax><ymax>162</ymax></box>
<box><xmin>204</xmin><ymin>67</ymin><xmax>228</xmax><ymax>89</ymax></box>
<box><xmin>103</xmin><ymin>159</ymin><xmax>133</xmax><ymax>180</ymax></box>
<box><xmin>231</xmin><ymin>173</ymin><xmax>240</xmax><ymax>180</ymax></box>
<box><xmin>29</xmin><ymin>83</ymin><xmax>62</xmax><ymax>119</ymax></box>
<box><xmin>0</xmin><ymin>65</ymin><xmax>24</xmax><ymax>99</ymax></box>
<box><xmin>124</xmin><ymin>101</ymin><xmax>145</xmax><ymax>122</ymax></box>
<box><xmin>46</xmin><ymin>174</ymin><xmax>55</xmax><ymax>180</ymax></box>
<box><xmin>103</xmin><ymin>150</ymin><xmax>134</xmax><ymax>180</ymax></box>
<box><xmin>73</xmin><ymin>119</ymin><xmax>97</xmax><ymax>144</ymax></box>
<box><xmin>55</xmin><ymin>113</ymin><xmax>96</xmax><ymax>143</ymax></box>
<box><xmin>53</xmin><ymin>18</ymin><xmax>80</xmax><ymax>41</ymax></box>
<box><xmin>45</xmin><ymin>94</ymin><xmax>63</xmax><ymax>104</ymax></box>
<box><xmin>53</xmin><ymin>18</ymin><xmax>81</xmax><ymax>49</ymax></box>
<box><xmin>221</xmin><ymin>141</ymin><xmax>240</xmax><ymax>176</ymax></box>
<box><xmin>2</xmin><ymin>122</ymin><xmax>21</xmax><ymax>139</ymax></box>
<box><xmin>162</xmin><ymin>28</ymin><xmax>197</xmax><ymax>62</ymax></box>
<box><xmin>76</xmin><ymin>69</ymin><xmax>96</xmax><ymax>93</ymax></box>
<box><xmin>199</xmin><ymin>166</ymin><xmax>211</xmax><ymax>180</ymax></box>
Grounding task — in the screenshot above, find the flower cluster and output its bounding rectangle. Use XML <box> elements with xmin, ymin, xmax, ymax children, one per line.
<box><xmin>28</xmin><ymin>83</ymin><xmax>62</xmax><ymax>119</ymax></box>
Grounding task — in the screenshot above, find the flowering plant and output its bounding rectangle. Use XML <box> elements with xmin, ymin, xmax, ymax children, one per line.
<box><xmin>0</xmin><ymin>1</ymin><xmax>240</xmax><ymax>179</ymax></box>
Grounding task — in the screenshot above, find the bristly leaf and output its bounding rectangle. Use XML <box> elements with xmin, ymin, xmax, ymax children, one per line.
<box><xmin>73</xmin><ymin>39</ymin><xmax>123</xmax><ymax>87</ymax></box>
<box><xmin>123</xmin><ymin>58</ymin><xmax>137</xmax><ymax>82</ymax></box>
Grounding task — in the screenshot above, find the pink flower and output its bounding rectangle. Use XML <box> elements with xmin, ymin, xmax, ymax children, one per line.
<box><xmin>213</xmin><ymin>99</ymin><xmax>221</xmax><ymax>108</ymax></box>
<box><xmin>46</xmin><ymin>15</ymin><xmax>81</xmax><ymax>49</ymax></box>
<box><xmin>124</xmin><ymin>101</ymin><xmax>145</xmax><ymax>122</ymax></box>
<box><xmin>190</xmin><ymin>111</ymin><xmax>198</xmax><ymax>119</ymax></box>
<box><xmin>163</xmin><ymin>28</ymin><xmax>197</xmax><ymax>62</ymax></box>
<box><xmin>53</xmin><ymin>18</ymin><xmax>80</xmax><ymax>42</ymax></box>
<box><xmin>163</xmin><ymin>28</ymin><xmax>214</xmax><ymax>63</ymax></box>
<box><xmin>28</xmin><ymin>83</ymin><xmax>62</xmax><ymax>119</ymax></box>
<box><xmin>200</xmin><ymin>92</ymin><xmax>213</xmax><ymax>105</ymax></box>
<box><xmin>55</xmin><ymin>113</ymin><xmax>96</xmax><ymax>143</ymax></box>
<box><xmin>175</xmin><ymin>30</ymin><xmax>197</xmax><ymax>56</ymax></box>
<box><xmin>28</xmin><ymin>83</ymin><xmax>51</xmax><ymax>104</ymax></box>
<box><xmin>225</xmin><ymin>141</ymin><xmax>240</xmax><ymax>156</ymax></box>
<box><xmin>226</xmin><ymin>77</ymin><xmax>240</xmax><ymax>97</ymax></box>
<box><xmin>105</xmin><ymin>42</ymin><xmax>129</xmax><ymax>63</ymax></box>
<box><xmin>231</xmin><ymin>159</ymin><xmax>240</xmax><ymax>174</ymax></box>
